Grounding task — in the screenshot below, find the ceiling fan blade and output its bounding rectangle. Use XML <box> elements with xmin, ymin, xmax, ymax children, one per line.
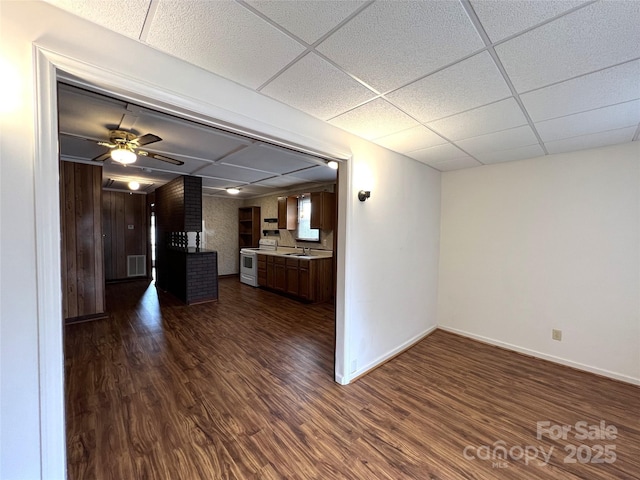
<box><xmin>137</xmin><ymin>133</ymin><xmax>162</xmax><ymax>146</ymax></box>
<box><xmin>92</xmin><ymin>152</ymin><xmax>112</xmax><ymax>162</ymax></box>
<box><xmin>147</xmin><ymin>153</ymin><xmax>184</xmax><ymax>166</ymax></box>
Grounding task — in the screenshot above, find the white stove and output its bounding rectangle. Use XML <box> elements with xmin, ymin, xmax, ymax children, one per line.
<box><xmin>240</xmin><ymin>238</ymin><xmax>277</xmax><ymax>286</ymax></box>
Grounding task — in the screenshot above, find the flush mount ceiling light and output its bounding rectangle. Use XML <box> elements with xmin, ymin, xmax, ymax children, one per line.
<box><xmin>226</xmin><ymin>187</ymin><xmax>240</xmax><ymax>195</ymax></box>
<box><xmin>327</xmin><ymin>160</ymin><xmax>339</xmax><ymax>170</ymax></box>
<box><xmin>111</xmin><ymin>145</ymin><xmax>137</xmax><ymax>164</ymax></box>
<box><xmin>128</xmin><ymin>181</ymin><xmax>140</xmax><ymax>191</ymax></box>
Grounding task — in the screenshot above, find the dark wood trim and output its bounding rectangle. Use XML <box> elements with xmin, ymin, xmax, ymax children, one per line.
<box><xmin>64</xmin><ymin>312</ymin><xmax>109</xmax><ymax>325</ymax></box>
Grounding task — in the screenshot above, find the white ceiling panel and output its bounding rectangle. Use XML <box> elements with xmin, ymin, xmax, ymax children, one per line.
<box><xmin>386</xmin><ymin>52</ymin><xmax>511</xmax><ymax>123</ymax></box>
<box><xmin>373</xmin><ymin>125</ymin><xmax>447</xmax><ymax>154</ymax></box>
<box><xmin>245</xmin><ymin>0</ymin><xmax>367</xmax><ymax>44</ymax></box>
<box><xmin>495</xmin><ymin>1</ymin><xmax>640</xmax><ymax>93</ymax></box>
<box><xmin>427</xmin><ymin>98</ymin><xmax>528</xmax><ymax>141</ymax></box>
<box><xmin>329</xmin><ymin>99</ymin><xmax>418</xmax><ymax>140</ymax></box>
<box><xmin>521</xmin><ymin>60</ymin><xmax>640</xmax><ymax>122</ymax></box>
<box><xmin>475</xmin><ymin>144</ymin><xmax>545</xmax><ymax>165</ymax></box>
<box><xmin>197</xmin><ymin>163</ymin><xmax>275</xmax><ymax>183</ymax></box>
<box><xmin>456</xmin><ymin>125</ymin><xmax>539</xmax><ymax>156</ymax></box>
<box><xmin>130</xmin><ymin>112</ymin><xmax>253</xmax><ymax>161</ymax></box>
<box><xmin>201</xmin><ymin>177</ymin><xmax>245</xmax><ymax>189</ymax></box>
<box><xmin>470</xmin><ymin>0</ymin><xmax>588</xmax><ymax>43</ymax></box>
<box><xmin>121</xmin><ymin>153</ymin><xmax>209</xmax><ymax>175</ymax></box>
<box><xmin>146</xmin><ymin>0</ymin><xmax>306</xmax><ymax>89</ymax></box>
<box><xmin>289</xmin><ymin>166</ymin><xmax>337</xmax><ymax>183</ymax></box>
<box><xmin>255</xmin><ymin>176</ymin><xmax>304</xmax><ymax>188</ymax></box>
<box><xmin>545</xmin><ymin>126</ymin><xmax>637</xmax><ymax>155</ymax></box>
<box><xmin>428</xmin><ymin>156</ymin><xmax>483</xmax><ymax>172</ymax></box>
<box><xmin>316</xmin><ymin>0</ymin><xmax>483</xmax><ymax>92</ymax></box>
<box><xmin>535</xmin><ymin>100</ymin><xmax>640</xmax><ymax>143</ymax></box>
<box><xmin>260</xmin><ymin>52</ymin><xmax>376</xmax><ymax>120</ymax></box>
<box><xmin>58</xmin><ymin>86</ymin><xmax>129</xmax><ymax>139</ymax></box>
<box><xmin>233</xmin><ymin>184</ymin><xmax>278</xmax><ymax>196</ymax></box>
<box><xmin>60</xmin><ymin>135</ymin><xmax>110</xmax><ymax>161</ymax></box>
<box><xmin>222</xmin><ymin>143</ymin><xmax>318</xmax><ymax>173</ymax></box>
<box><xmin>406</xmin><ymin>143</ymin><xmax>472</xmax><ymax>165</ymax></box>
<box><xmin>44</xmin><ymin>0</ymin><xmax>150</xmax><ymax>39</ymax></box>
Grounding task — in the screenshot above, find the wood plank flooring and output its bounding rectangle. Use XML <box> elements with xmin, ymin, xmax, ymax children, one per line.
<box><xmin>65</xmin><ymin>278</ymin><xmax>640</xmax><ymax>479</ymax></box>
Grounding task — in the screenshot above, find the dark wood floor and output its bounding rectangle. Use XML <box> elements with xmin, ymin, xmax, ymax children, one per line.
<box><xmin>65</xmin><ymin>278</ymin><xmax>640</xmax><ymax>479</ymax></box>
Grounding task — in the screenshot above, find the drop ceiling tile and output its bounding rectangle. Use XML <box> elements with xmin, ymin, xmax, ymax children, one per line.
<box><xmin>429</xmin><ymin>157</ymin><xmax>483</xmax><ymax>172</ymax></box>
<box><xmin>535</xmin><ymin>100</ymin><xmax>640</xmax><ymax>142</ymax></box>
<box><xmin>456</xmin><ymin>125</ymin><xmax>539</xmax><ymax>156</ymax></box>
<box><xmin>373</xmin><ymin>125</ymin><xmax>447</xmax><ymax>153</ymax></box>
<box><xmin>495</xmin><ymin>1</ymin><xmax>640</xmax><ymax>92</ymax></box>
<box><xmin>197</xmin><ymin>164</ymin><xmax>274</xmax><ymax>183</ymax></box>
<box><xmin>406</xmin><ymin>143</ymin><xmax>471</xmax><ymax>165</ymax></box>
<box><xmin>45</xmin><ymin>0</ymin><xmax>149</xmax><ymax>38</ymax></box>
<box><xmin>133</xmin><ymin>112</ymin><xmax>252</xmax><ymax>161</ymax></box>
<box><xmin>255</xmin><ymin>176</ymin><xmax>305</xmax><ymax>188</ymax></box>
<box><xmin>235</xmin><ymin>184</ymin><xmax>277</xmax><ymax>196</ymax></box>
<box><xmin>261</xmin><ymin>53</ymin><xmax>376</xmax><ymax>120</ymax></box>
<box><xmin>245</xmin><ymin>0</ymin><xmax>366</xmax><ymax>44</ymax></box>
<box><xmin>222</xmin><ymin>143</ymin><xmax>318</xmax><ymax>174</ymax></box>
<box><xmin>289</xmin><ymin>166</ymin><xmax>337</xmax><ymax>183</ymax></box>
<box><xmin>521</xmin><ymin>60</ymin><xmax>640</xmax><ymax>122</ymax></box>
<box><xmin>427</xmin><ymin>98</ymin><xmax>527</xmax><ymax>141</ymax></box>
<box><xmin>470</xmin><ymin>0</ymin><xmax>588</xmax><ymax>43</ymax></box>
<box><xmin>387</xmin><ymin>52</ymin><xmax>511</xmax><ymax>123</ymax></box>
<box><xmin>475</xmin><ymin>144</ymin><xmax>545</xmax><ymax>165</ymax></box>
<box><xmin>201</xmin><ymin>177</ymin><xmax>245</xmax><ymax>189</ymax></box>
<box><xmin>316</xmin><ymin>0</ymin><xmax>483</xmax><ymax>92</ymax></box>
<box><xmin>545</xmin><ymin>126</ymin><xmax>637</xmax><ymax>155</ymax></box>
<box><xmin>328</xmin><ymin>99</ymin><xmax>419</xmax><ymax>140</ymax></box>
<box><xmin>146</xmin><ymin>0</ymin><xmax>306</xmax><ymax>89</ymax></box>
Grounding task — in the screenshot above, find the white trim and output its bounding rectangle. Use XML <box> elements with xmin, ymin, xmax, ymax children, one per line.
<box><xmin>33</xmin><ymin>44</ymin><xmax>351</xmax><ymax>479</ymax></box>
<box><xmin>347</xmin><ymin>325</ymin><xmax>438</xmax><ymax>382</ymax></box>
<box><xmin>438</xmin><ymin>326</ymin><xmax>640</xmax><ymax>386</ymax></box>
<box><xmin>33</xmin><ymin>47</ymin><xmax>66</xmax><ymax>480</ymax></box>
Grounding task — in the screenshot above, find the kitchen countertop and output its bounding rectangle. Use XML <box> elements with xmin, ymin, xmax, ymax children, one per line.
<box><xmin>256</xmin><ymin>247</ymin><xmax>333</xmax><ymax>260</ymax></box>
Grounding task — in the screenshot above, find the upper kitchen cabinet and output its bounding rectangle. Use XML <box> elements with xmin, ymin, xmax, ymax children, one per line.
<box><xmin>278</xmin><ymin>195</ymin><xmax>297</xmax><ymax>230</ymax></box>
<box><xmin>239</xmin><ymin>206</ymin><xmax>261</xmax><ymax>248</ymax></box>
<box><xmin>310</xmin><ymin>192</ymin><xmax>335</xmax><ymax>231</ymax></box>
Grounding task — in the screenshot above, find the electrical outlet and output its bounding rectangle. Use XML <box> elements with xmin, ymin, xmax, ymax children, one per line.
<box><xmin>350</xmin><ymin>359</ymin><xmax>357</xmax><ymax>373</ymax></box>
<box><xmin>552</xmin><ymin>329</ymin><xmax>562</xmax><ymax>341</ymax></box>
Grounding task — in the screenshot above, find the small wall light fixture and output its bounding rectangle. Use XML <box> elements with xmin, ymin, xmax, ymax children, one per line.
<box><xmin>358</xmin><ymin>190</ymin><xmax>371</xmax><ymax>202</ymax></box>
<box><xmin>327</xmin><ymin>160</ymin><xmax>339</xmax><ymax>170</ymax></box>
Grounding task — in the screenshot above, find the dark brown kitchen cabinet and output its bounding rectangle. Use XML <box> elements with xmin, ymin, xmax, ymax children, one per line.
<box><xmin>274</xmin><ymin>256</ymin><xmax>286</xmax><ymax>291</ymax></box>
<box><xmin>257</xmin><ymin>253</ymin><xmax>332</xmax><ymax>303</ymax></box>
<box><xmin>278</xmin><ymin>196</ymin><xmax>297</xmax><ymax>230</ymax></box>
<box><xmin>286</xmin><ymin>258</ymin><xmax>300</xmax><ymax>295</ymax></box>
<box><xmin>310</xmin><ymin>191</ymin><xmax>335</xmax><ymax>230</ymax></box>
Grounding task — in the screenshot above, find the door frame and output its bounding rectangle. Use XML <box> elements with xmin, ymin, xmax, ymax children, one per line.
<box><xmin>33</xmin><ymin>44</ymin><xmax>350</xmax><ymax>479</ymax></box>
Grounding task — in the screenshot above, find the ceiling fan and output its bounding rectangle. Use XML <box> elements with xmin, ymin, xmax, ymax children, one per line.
<box><xmin>93</xmin><ymin>129</ymin><xmax>184</xmax><ymax>166</ymax></box>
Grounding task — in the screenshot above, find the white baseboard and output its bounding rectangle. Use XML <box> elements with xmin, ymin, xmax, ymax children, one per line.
<box><xmin>438</xmin><ymin>325</ymin><xmax>640</xmax><ymax>386</ymax></box>
<box><xmin>344</xmin><ymin>325</ymin><xmax>438</xmax><ymax>384</ymax></box>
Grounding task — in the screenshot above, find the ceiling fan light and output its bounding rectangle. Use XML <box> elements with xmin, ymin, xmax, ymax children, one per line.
<box><xmin>128</xmin><ymin>181</ymin><xmax>140</xmax><ymax>191</ymax></box>
<box><xmin>111</xmin><ymin>147</ymin><xmax>137</xmax><ymax>164</ymax></box>
<box><xmin>226</xmin><ymin>187</ymin><xmax>240</xmax><ymax>195</ymax></box>
<box><xmin>327</xmin><ymin>160</ymin><xmax>339</xmax><ymax>170</ymax></box>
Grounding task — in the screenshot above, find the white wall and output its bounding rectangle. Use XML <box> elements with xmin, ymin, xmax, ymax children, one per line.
<box><xmin>0</xmin><ymin>2</ymin><xmax>441</xmax><ymax>478</ymax></box>
<box><xmin>438</xmin><ymin>142</ymin><xmax>640</xmax><ymax>384</ymax></box>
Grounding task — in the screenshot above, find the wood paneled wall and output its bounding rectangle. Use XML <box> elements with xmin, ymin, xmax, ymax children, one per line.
<box><xmin>60</xmin><ymin>161</ymin><xmax>105</xmax><ymax>320</ymax></box>
<box><xmin>103</xmin><ymin>191</ymin><xmax>148</xmax><ymax>281</ymax></box>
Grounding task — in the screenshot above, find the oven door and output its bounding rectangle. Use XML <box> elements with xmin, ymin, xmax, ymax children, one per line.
<box><xmin>240</xmin><ymin>250</ymin><xmax>258</xmax><ymax>286</ymax></box>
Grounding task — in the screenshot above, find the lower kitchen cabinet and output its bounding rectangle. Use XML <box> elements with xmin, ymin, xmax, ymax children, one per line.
<box><xmin>257</xmin><ymin>254</ymin><xmax>333</xmax><ymax>303</ymax></box>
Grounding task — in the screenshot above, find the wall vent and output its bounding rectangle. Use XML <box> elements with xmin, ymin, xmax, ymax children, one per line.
<box><xmin>127</xmin><ymin>255</ymin><xmax>146</xmax><ymax>277</ymax></box>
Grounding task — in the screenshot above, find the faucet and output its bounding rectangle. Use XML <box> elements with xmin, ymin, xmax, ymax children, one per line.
<box><xmin>303</xmin><ymin>247</ymin><xmax>310</xmax><ymax>255</ymax></box>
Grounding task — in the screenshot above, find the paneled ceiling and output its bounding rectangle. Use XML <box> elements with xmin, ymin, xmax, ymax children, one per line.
<box><xmin>49</xmin><ymin>0</ymin><xmax>639</xmax><ymax>173</ymax></box>
<box><xmin>58</xmin><ymin>84</ymin><xmax>337</xmax><ymax>197</ymax></box>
